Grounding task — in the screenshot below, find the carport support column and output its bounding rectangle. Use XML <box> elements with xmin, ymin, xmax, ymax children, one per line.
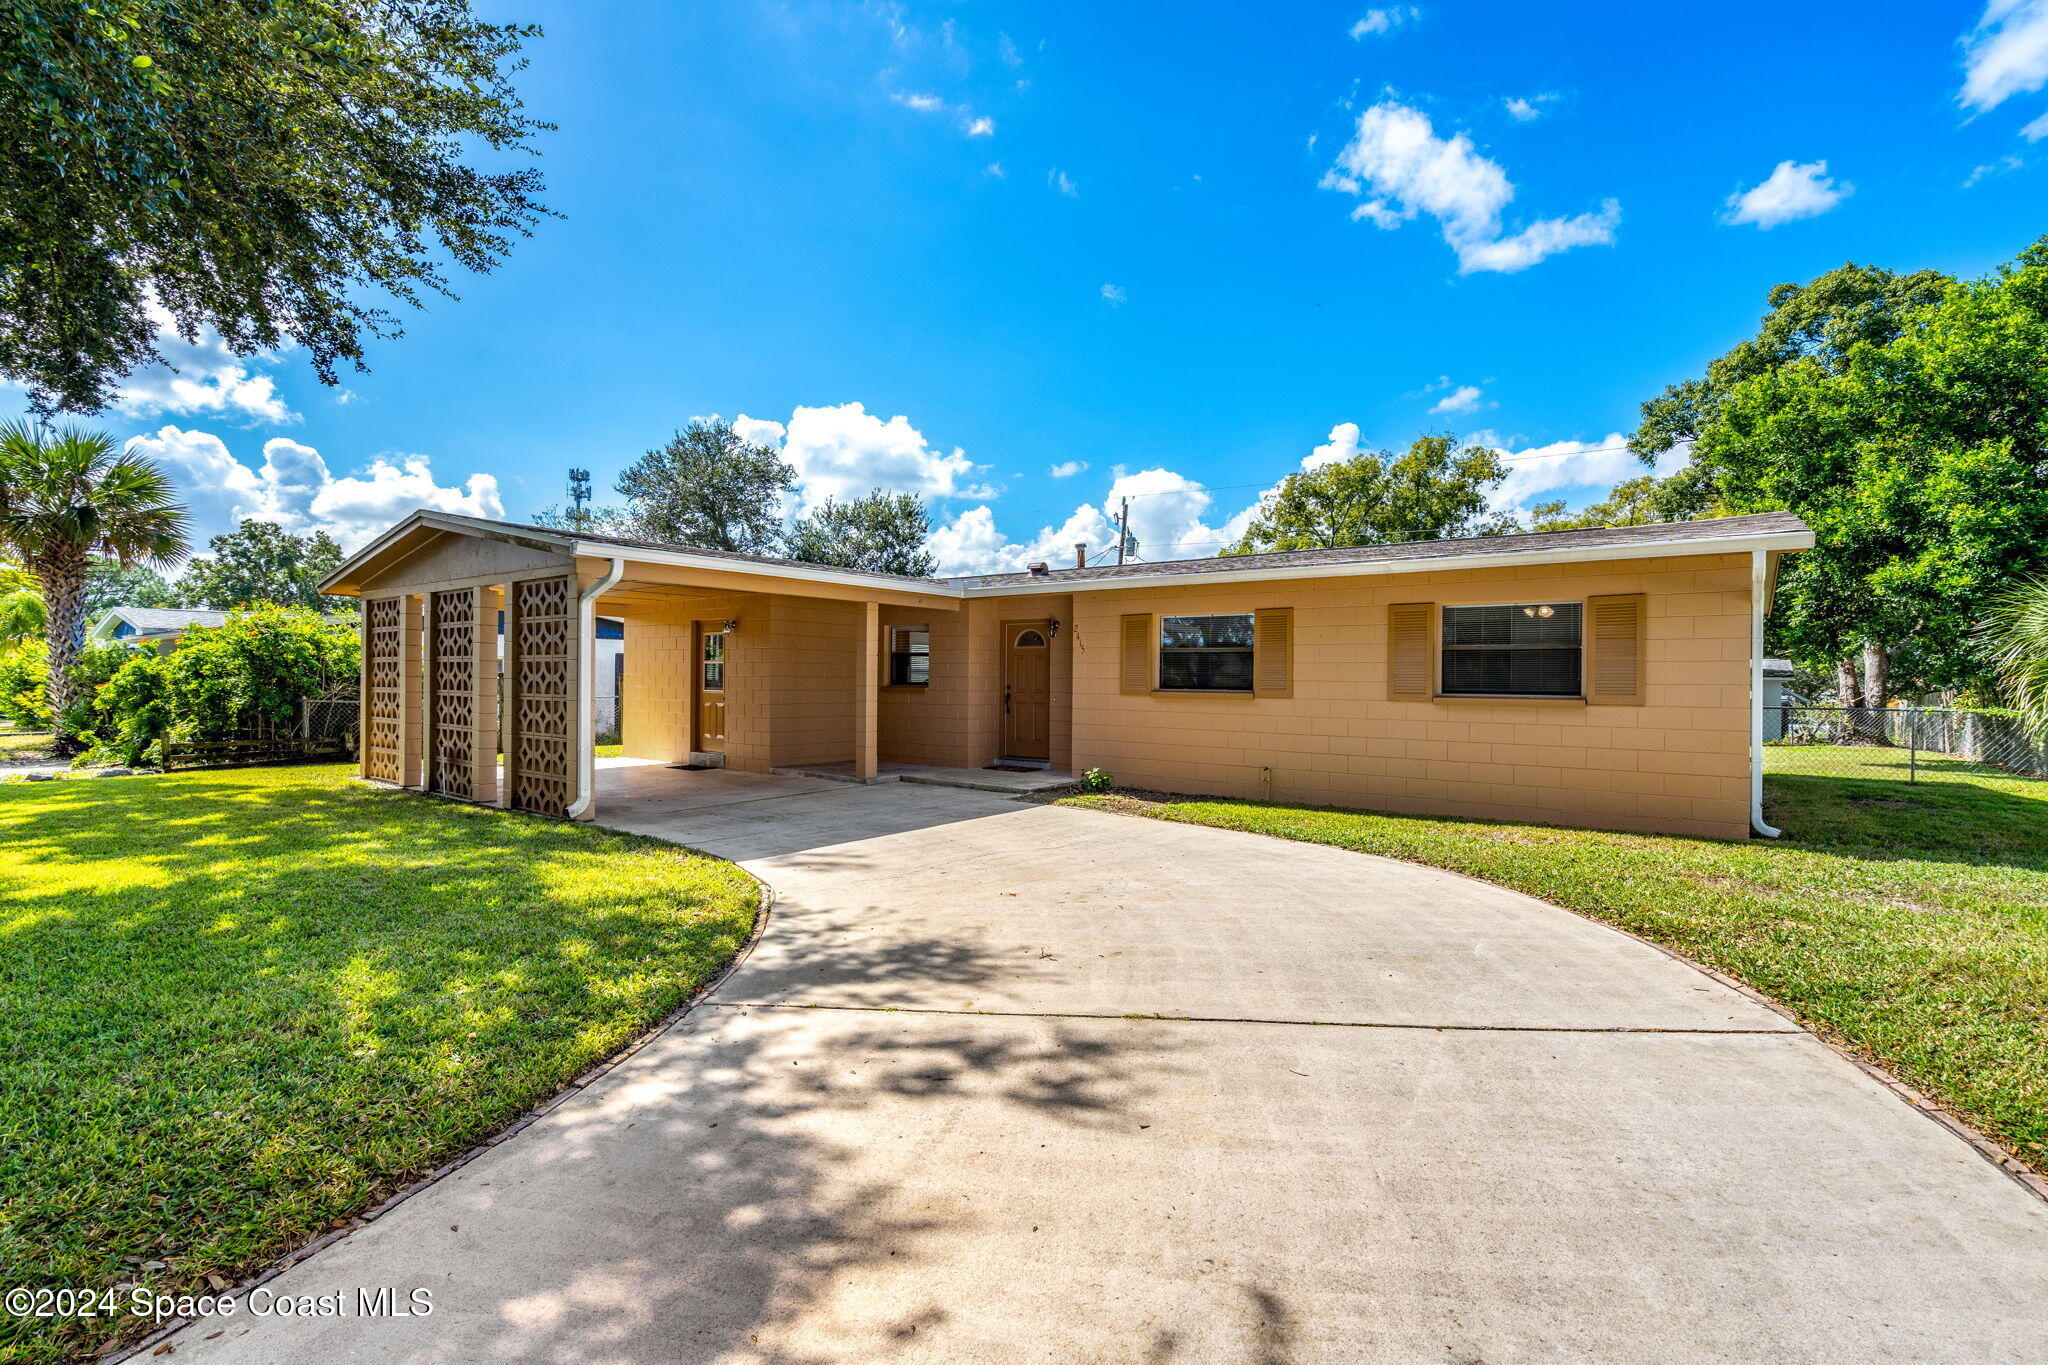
<box><xmin>855</xmin><ymin>600</ymin><xmax>880</xmax><ymax>780</ymax></box>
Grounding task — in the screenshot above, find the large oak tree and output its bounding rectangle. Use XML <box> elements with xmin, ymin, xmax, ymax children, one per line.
<box><xmin>0</xmin><ymin>0</ymin><xmax>549</xmax><ymax>412</ymax></box>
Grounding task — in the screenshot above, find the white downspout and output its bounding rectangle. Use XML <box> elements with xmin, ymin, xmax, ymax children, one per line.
<box><xmin>1750</xmin><ymin>550</ymin><xmax>1782</xmax><ymax>839</ymax></box>
<box><xmin>567</xmin><ymin>557</ymin><xmax>626</xmax><ymax>820</ymax></box>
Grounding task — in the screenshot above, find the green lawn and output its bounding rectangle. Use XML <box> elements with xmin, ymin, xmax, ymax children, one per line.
<box><xmin>0</xmin><ymin>765</ymin><xmax>758</xmax><ymax>1363</ymax></box>
<box><xmin>1061</xmin><ymin>754</ymin><xmax>2048</xmax><ymax>1178</ymax></box>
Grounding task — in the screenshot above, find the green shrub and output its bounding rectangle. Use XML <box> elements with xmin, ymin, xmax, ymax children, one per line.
<box><xmin>0</xmin><ymin>640</ymin><xmax>48</xmax><ymax>728</ymax></box>
<box><xmin>78</xmin><ymin>651</ymin><xmax>173</xmax><ymax>768</ymax></box>
<box><xmin>1080</xmin><ymin>767</ymin><xmax>1113</xmax><ymax>794</ymax></box>
<box><xmin>83</xmin><ymin>604</ymin><xmax>360</xmax><ymax>756</ymax></box>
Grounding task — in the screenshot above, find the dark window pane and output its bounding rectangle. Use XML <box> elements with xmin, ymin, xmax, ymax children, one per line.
<box><xmin>1160</xmin><ymin>614</ymin><xmax>1255</xmax><ymax>649</ymax></box>
<box><xmin>889</xmin><ymin>626</ymin><xmax>931</xmax><ymax>685</ymax></box>
<box><xmin>1159</xmin><ymin>650</ymin><xmax>1254</xmax><ymax>691</ymax></box>
<box><xmin>1443</xmin><ymin>602</ymin><xmax>1581</xmax><ymax>647</ymax></box>
<box><xmin>1442</xmin><ymin>647</ymin><xmax>1581</xmax><ymax>696</ymax></box>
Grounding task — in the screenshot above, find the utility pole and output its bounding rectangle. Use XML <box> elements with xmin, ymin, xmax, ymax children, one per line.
<box><xmin>568</xmin><ymin>468</ymin><xmax>592</xmax><ymax>531</ymax></box>
<box><xmin>1115</xmin><ymin>497</ymin><xmax>1131</xmax><ymax>565</ymax></box>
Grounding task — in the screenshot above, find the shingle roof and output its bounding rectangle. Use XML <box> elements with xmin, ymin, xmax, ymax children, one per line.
<box><xmin>470</xmin><ymin>518</ymin><xmax>960</xmax><ymax>589</ymax></box>
<box><xmin>111</xmin><ymin>607</ymin><xmax>229</xmax><ymax>633</ymax></box>
<box><xmin>953</xmin><ymin>511</ymin><xmax>1810</xmax><ymax>587</ymax></box>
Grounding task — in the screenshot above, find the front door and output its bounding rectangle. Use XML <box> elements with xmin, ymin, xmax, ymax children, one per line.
<box><xmin>1001</xmin><ymin>621</ymin><xmax>1051</xmax><ymax>760</ymax></box>
<box><xmin>696</xmin><ymin>628</ymin><xmax>727</xmax><ymax>752</ymax></box>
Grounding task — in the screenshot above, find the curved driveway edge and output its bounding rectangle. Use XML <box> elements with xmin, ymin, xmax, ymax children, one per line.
<box><xmin>169</xmin><ymin>774</ymin><xmax>2048</xmax><ymax>1364</ymax></box>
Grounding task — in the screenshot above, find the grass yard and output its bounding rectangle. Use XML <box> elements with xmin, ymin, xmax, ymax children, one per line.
<box><xmin>0</xmin><ymin>765</ymin><xmax>759</xmax><ymax>1364</ymax></box>
<box><xmin>1061</xmin><ymin>754</ymin><xmax>2048</xmax><ymax>1178</ymax></box>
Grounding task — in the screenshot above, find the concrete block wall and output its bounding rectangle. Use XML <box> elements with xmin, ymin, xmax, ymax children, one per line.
<box><xmin>1068</xmin><ymin>553</ymin><xmax>1753</xmax><ymax>839</ymax></box>
<box><xmin>620</xmin><ymin>618</ymin><xmax>694</xmax><ymax>763</ymax></box>
<box><xmin>764</xmin><ymin>596</ymin><xmax>861</xmax><ymax>768</ymax></box>
<box><xmin>878</xmin><ymin>605</ymin><xmax>977</xmax><ymax>767</ymax></box>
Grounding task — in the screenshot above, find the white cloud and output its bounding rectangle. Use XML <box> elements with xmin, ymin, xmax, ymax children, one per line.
<box><xmin>125</xmin><ymin>426</ymin><xmax>501</xmax><ymax>550</ymax></box>
<box><xmin>1966</xmin><ymin>153</ymin><xmax>2026</xmax><ymax>185</ymax></box>
<box><xmin>985</xmin><ymin>161</ymin><xmax>1007</xmax><ymax>178</ymax></box>
<box><xmin>1503</xmin><ymin>93</ymin><xmax>1558</xmax><ymax>122</ymax></box>
<box><xmin>891</xmin><ymin>91</ymin><xmax>947</xmax><ymax>113</ymax></box>
<box><xmin>963</xmin><ymin>115</ymin><xmax>995</xmax><ymax>136</ymax></box>
<box><xmin>1428</xmin><ymin>383</ymin><xmax>1486</xmax><ymax>415</ymax></box>
<box><xmin>929</xmin><ymin>467</ymin><xmax>1264</xmax><ymax>575</ymax></box>
<box><xmin>734</xmin><ymin>402</ymin><xmax>989</xmax><ymax>513</ymax></box>
<box><xmin>1724</xmin><ymin>159</ymin><xmax>1851</xmax><ymax>228</ymax></box>
<box><xmin>2026</xmin><ymin>110</ymin><xmax>2048</xmax><ymax>138</ymax></box>
<box><xmin>1468</xmin><ymin>431</ymin><xmax>1689</xmax><ymax>518</ymax></box>
<box><xmin>1049</xmin><ymin>460</ymin><xmax>1088</xmax><ymax>478</ymax></box>
<box><xmin>1048</xmin><ymin>168</ymin><xmax>1077</xmax><ymax>196</ymax></box>
<box><xmin>1961</xmin><ymin>0</ymin><xmax>2048</xmax><ymax>112</ymax></box>
<box><xmin>1100</xmin><ymin>283</ymin><xmax>1127</xmax><ymax>306</ymax></box>
<box><xmin>1350</xmin><ymin>7</ymin><xmax>1418</xmax><ymax>38</ymax></box>
<box><xmin>1302</xmin><ymin>422</ymin><xmax>1366</xmax><ymax>470</ymax></box>
<box><xmin>111</xmin><ymin>304</ymin><xmax>296</xmax><ymax>425</ymax></box>
<box><xmin>1322</xmin><ymin>101</ymin><xmax>1619</xmax><ymax>273</ymax></box>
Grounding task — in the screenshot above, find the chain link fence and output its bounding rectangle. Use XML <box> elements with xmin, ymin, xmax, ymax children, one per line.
<box><xmin>1764</xmin><ymin>706</ymin><xmax>2047</xmax><ymax>786</ymax></box>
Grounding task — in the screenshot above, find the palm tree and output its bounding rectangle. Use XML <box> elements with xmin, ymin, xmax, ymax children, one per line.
<box><xmin>0</xmin><ymin>422</ymin><xmax>187</xmax><ymax>747</ymax></box>
<box><xmin>1985</xmin><ymin>578</ymin><xmax>2048</xmax><ymax>735</ymax></box>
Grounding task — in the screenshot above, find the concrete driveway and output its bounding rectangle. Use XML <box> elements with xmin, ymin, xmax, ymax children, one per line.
<box><xmin>175</xmin><ymin>769</ymin><xmax>2048</xmax><ymax>1363</ymax></box>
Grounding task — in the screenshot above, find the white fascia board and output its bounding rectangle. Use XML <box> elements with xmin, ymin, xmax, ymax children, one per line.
<box><xmin>958</xmin><ymin>530</ymin><xmax>1815</xmax><ymax>597</ymax></box>
<box><xmin>566</xmin><ymin>539</ymin><xmax>965</xmax><ymax>598</ymax></box>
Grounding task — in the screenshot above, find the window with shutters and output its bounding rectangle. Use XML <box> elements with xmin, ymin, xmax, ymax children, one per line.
<box><xmin>1440</xmin><ymin>602</ymin><xmax>1582</xmax><ymax>697</ymax></box>
<box><xmin>1159</xmin><ymin>614</ymin><xmax>1255</xmax><ymax>691</ymax></box>
<box><xmin>888</xmin><ymin>625</ymin><xmax>931</xmax><ymax>685</ymax></box>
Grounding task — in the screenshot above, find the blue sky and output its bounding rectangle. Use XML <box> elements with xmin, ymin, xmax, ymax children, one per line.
<box><xmin>81</xmin><ymin>1</ymin><xmax>2048</xmax><ymax>573</ymax></box>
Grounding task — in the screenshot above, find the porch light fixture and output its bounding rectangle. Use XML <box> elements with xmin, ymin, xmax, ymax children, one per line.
<box><xmin>1522</xmin><ymin>604</ymin><xmax>1556</xmax><ymax>619</ymax></box>
<box><xmin>723</xmin><ymin>618</ymin><xmax>740</xmax><ymax>633</ymax></box>
<box><xmin>1048</xmin><ymin>618</ymin><xmax>1061</xmax><ymax>639</ymax></box>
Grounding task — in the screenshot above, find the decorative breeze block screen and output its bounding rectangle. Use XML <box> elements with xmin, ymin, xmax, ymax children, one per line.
<box><xmin>428</xmin><ymin>588</ymin><xmax>477</xmax><ymax>799</ymax></box>
<box><xmin>364</xmin><ymin>597</ymin><xmax>404</xmax><ymax>782</ymax></box>
<box><xmin>511</xmin><ymin>576</ymin><xmax>575</xmax><ymax>816</ymax></box>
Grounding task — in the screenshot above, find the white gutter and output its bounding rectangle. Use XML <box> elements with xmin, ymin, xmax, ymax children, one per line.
<box><xmin>566</xmin><ymin>557</ymin><xmax>626</xmax><ymax>820</ymax></box>
<box><xmin>1749</xmin><ymin>550</ymin><xmax>1782</xmax><ymax>839</ymax></box>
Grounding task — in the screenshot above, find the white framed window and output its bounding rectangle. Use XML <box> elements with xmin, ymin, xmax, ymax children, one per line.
<box><xmin>889</xmin><ymin>625</ymin><xmax>931</xmax><ymax>685</ymax></box>
<box><xmin>1440</xmin><ymin>602</ymin><xmax>1582</xmax><ymax>697</ymax></box>
<box><xmin>1158</xmin><ymin>614</ymin><xmax>1254</xmax><ymax>692</ymax></box>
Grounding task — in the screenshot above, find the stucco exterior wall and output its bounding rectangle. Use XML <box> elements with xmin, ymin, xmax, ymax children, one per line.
<box><xmin>1067</xmin><ymin>552</ymin><xmax>1753</xmax><ymax>839</ymax></box>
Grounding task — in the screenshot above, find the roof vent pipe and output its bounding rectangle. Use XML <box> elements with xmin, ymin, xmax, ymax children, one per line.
<box><xmin>1074</xmin><ymin>543</ymin><xmax>1088</xmax><ymax>569</ymax></box>
<box><xmin>567</xmin><ymin>557</ymin><xmax>626</xmax><ymax>821</ymax></box>
<box><xmin>1028</xmin><ymin>561</ymin><xmax>1049</xmax><ymax>577</ymax></box>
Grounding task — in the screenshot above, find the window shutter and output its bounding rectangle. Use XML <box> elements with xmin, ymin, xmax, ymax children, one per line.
<box><xmin>1387</xmin><ymin>602</ymin><xmax>1433</xmax><ymax>700</ymax></box>
<box><xmin>1253</xmin><ymin>608</ymin><xmax>1293</xmax><ymax>698</ymax></box>
<box><xmin>1586</xmin><ymin>593</ymin><xmax>1647</xmax><ymax>705</ymax></box>
<box><xmin>1120</xmin><ymin>614</ymin><xmax>1153</xmax><ymax>694</ymax></box>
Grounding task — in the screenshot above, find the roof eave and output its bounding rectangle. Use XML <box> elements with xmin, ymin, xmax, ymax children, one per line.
<box><xmin>319</xmin><ymin>510</ymin><xmax>576</xmax><ymax>596</ymax></box>
<box><xmin>562</xmin><ymin>537</ymin><xmax>964</xmax><ymax>598</ymax></box>
<box><xmin>959</xmin><ymin>528</ymin><xmax>1816</xmax><ymax>596</ymax></box>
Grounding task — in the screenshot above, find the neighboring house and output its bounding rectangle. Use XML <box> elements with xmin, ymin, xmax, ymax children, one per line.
<box><xmin>1761</xmin><ymin>658</ymin><xmax>1803</xmax><ymax>740</ymax></box>
<box><xmin>322</xmin><ymin>509</ymin><xmax>1813</xmax><ymax>840</ymax></box>
<box><xmin>493</xmin><ymin>612</ymin><xmax>624</xmax><ymax>736</ymax></box>
<box><xmin>87</xmin><ymin>606</ymin><xmax>228</xmax><ymax>649</ymax></box>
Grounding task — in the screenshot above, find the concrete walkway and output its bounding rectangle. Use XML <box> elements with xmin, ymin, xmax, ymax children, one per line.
<box><xmin>175</xmin><ymin>772</ymin><xmax>2048</xmax><ymax>1363</ymax></box>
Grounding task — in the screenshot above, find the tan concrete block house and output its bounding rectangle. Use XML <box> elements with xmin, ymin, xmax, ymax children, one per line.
<box><xmin>322</xmin><ymin>508</ymin><xmax>1812</xmax><ymax>839</ymax></box>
